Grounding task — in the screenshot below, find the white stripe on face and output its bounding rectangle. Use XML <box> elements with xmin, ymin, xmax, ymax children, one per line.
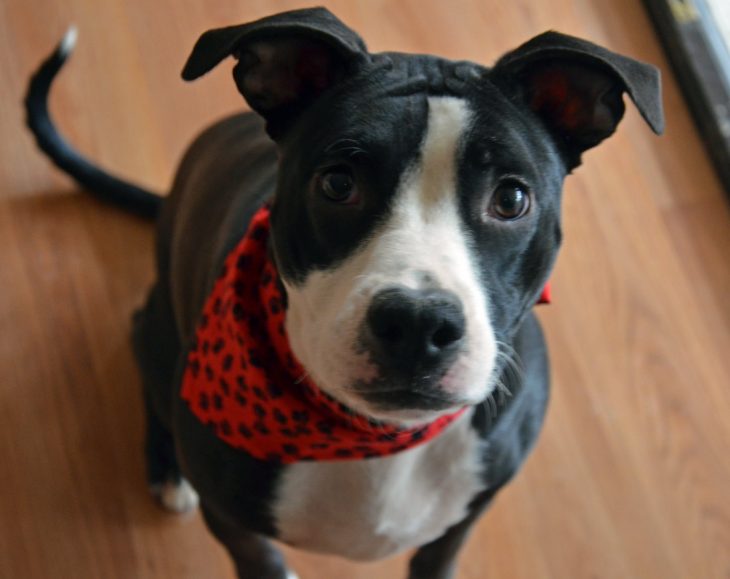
<box><xmin>283</xmin><ymin>97</ymin><xmax>497</xmax><ymax>424</ymax></box>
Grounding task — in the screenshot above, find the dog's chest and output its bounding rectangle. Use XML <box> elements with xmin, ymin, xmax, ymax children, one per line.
<box><xmin>272</xmin><ymin>410</ymin><xmax>486</xmax><ymax>561</ymax></box>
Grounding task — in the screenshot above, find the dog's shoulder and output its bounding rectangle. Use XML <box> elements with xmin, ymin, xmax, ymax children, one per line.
<box><xmin>160</xmin><ymin>112</ymin><xmax>279</xmax><ymax>339</ymax></box>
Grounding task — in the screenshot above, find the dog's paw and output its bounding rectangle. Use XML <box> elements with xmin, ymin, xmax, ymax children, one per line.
<box><xmin>150</xmin><ymin>478</ymin><xmax>199</xmax><ymax>514</ymax></box>
<box><xmin>285</xmin><ymin>572</ymin><xmax>300</xmax><ymax>579</ymax></box>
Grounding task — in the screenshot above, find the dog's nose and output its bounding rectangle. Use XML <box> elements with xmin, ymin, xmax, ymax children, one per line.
<box><xmin>365</xmin><ymin>287</ymin><xmax>465</xmax><ymax>372</ymax></box>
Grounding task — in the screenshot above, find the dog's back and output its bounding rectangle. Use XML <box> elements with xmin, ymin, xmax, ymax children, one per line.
<box><xmin>158</xmin><ymin>113</ymin><xmax>277</xmax><ymax>350</ymax></box>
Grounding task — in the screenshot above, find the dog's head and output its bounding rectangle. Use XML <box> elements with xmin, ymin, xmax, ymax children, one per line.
<box><xmin>183</xmin><ymin>8</ymin><xmax>663</xmax><ymax>425</ymax></box>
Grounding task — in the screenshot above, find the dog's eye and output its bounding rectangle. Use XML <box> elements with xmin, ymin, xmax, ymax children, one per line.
<box><xmin>488</xmin><ymin>181</ymin><xmax>530</xmax><ymax>220</ymax></box>
<box><xmin>320</xmin><ymin>169</ymin><xmax>358</xmax><ymax>204</ymax></box>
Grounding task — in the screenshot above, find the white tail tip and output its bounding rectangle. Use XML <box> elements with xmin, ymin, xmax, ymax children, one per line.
<box><xmin>60</xmin><ymin>26</ymin><xmax>78</xmax><ymax>56</ymax></box>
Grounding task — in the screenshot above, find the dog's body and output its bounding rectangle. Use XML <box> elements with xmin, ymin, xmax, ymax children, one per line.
<box><xmin>144</xmin><ymin>109</ymin><xmax>549</xmax><ymax>570</ymax></box>
<box><xmin>26</xmin><ymin>8</ymin><xmax>663</xmax><ymax>579</ymax></box>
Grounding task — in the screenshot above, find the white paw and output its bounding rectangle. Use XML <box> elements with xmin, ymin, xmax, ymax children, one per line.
<box><xmin>286</xmin><ymin>572</ymin><xmax>300</xmax><ymax>579</ymax></box>
<box><xmin>154</xmin><ymin>478</ymin><xmax>199</xmax><ymax>514</ymax></box>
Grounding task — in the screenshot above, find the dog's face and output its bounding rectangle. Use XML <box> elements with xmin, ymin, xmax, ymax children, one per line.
<box><xmin>270</xmin><ymin>81</ymin><xmax>564</xmax><ymax>424</ymax></box>
<box><xmin>183</xmin><ymin>8</ymin><xmax>663</xmax><ymax>425</ymax></box>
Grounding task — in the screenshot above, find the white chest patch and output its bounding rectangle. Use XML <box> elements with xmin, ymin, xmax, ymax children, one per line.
<box><xmin>272</xmin><ymin>409</ymin><xmax>486</xmax><ymax>561</ymax></box>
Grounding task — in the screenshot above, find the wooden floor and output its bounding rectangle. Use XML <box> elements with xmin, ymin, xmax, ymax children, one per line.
<box><xmin>2</xmin><ymin>1</ymin><xmax>729</xmax><ymax>577</ymax></box>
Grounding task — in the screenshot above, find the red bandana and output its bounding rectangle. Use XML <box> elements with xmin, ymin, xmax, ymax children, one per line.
<box><xmin>538</xmin><ymin>283</ymin><xmax>551</xmax><ymax>304</ymax></box>
<box><xmin>180</xmin><ymin>206</ymin><xmax>469</xmax><ymax>464</ymax></box>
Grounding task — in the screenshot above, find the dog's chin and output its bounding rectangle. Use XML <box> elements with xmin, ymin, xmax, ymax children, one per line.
<box><xmin>332</xmin><ymin>384</ymin><xmax>481</xmax><ymax>428</ymax></box>
<box><xmin>357</xmin><ymin>403</ymin><xmax>466</xmax><ymax>428</ymax></box>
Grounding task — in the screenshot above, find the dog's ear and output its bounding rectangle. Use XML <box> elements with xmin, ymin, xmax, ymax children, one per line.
<box><xmin>492</xmin><ymin>31</ymin><xmax>664</xmax><ymax>168</ymax></box>
<box><xmin>182</xmin><ymin>7</ymin><xmax>369</xmax><ymax>138</ymax></box>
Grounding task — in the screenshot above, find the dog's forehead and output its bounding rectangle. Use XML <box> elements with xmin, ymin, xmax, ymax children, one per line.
<box><xmin>367</xmin><ymin>52</ymin><xmax>489</xmax><ymax>97</ymax></box>
<box><xmin>284</xmin><ymin>53</ymin><xmax>520</xmax><ymax>165</ymax></box>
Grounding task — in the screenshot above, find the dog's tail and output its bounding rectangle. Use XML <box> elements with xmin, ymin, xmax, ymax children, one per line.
<box><xmin>24</xmin><ymin>28</ymin><xmax>161</xmax><ymax>218</ymax></box>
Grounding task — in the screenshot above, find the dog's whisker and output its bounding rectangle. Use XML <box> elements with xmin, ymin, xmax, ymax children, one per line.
<box><xmin>494</xmin><ymin>340</ymin><xmax>524</xmax><ymax>389</ymax></box>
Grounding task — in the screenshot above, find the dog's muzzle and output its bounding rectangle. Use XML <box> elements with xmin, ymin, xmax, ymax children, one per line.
<box><xmin>358</xmin><ymin>286</ymin><xmax>466</xmax><ymax>410</ymax></box>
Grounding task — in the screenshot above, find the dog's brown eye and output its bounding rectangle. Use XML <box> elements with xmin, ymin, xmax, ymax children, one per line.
<box><xmin>489</xmin><ymin>182</ymin><xmax>530</xmax><ymax>220</ymax></box>
<box><xmin>321</xmin><ymin>169</ymin><xmax>358</xmax><ymax>204</ymax></box>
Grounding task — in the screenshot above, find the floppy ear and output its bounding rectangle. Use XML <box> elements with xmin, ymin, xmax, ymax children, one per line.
<box><xmin>492</xmin><ymin>31</ymin><xmax>664</xmax><ymax>168</ymax></box>
<box><xmin>181</xmin><ymin>7</ymin><xmax>369</xmax><ymax>138</ymax></box>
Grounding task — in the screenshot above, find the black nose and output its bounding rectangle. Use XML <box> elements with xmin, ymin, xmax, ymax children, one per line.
<box><xmin>365</xmin><ymin>286</ymin><xmax>466</xmax><ymax>373</ymax></box>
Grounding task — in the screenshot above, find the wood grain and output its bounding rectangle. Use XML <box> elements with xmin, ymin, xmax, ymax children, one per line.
<box><xmin>2</xmin><ymin>1</ymin><xmax>729</xmax><ymax>578</ymax></box>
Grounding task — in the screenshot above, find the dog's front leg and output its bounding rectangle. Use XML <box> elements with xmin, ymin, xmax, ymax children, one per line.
<box><xmin>408</xmin><ymin>487</ymin><xmax>498</xmax><ymax>579</ymax></box>
<box><xmin>201</xmin><ymin>506</ymin><xmax>295</xmax><ymax>579</ymax></box>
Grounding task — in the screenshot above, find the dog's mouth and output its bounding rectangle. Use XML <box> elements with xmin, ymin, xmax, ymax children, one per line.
<box><xmin>358</xmin><ymin>388</ymin><xmax>463</xmax><ymax>411</ymax></box>
<box><xmin>340</xmin><ymin>379</ymin><xmax>473</xmax><ymax>426</ymax></box>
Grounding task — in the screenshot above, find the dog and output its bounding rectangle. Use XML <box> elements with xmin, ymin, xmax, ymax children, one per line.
<box><xmin>25</xmin><ymin>7</ymin><xmax>663</xmax><ymax>578</ymax></box>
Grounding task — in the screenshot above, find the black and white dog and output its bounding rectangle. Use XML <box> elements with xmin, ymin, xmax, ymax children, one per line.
<box><xmin>26</xmin><ymin>7</ymin><xmax>663</xmax><ymax>579</ymax></box>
